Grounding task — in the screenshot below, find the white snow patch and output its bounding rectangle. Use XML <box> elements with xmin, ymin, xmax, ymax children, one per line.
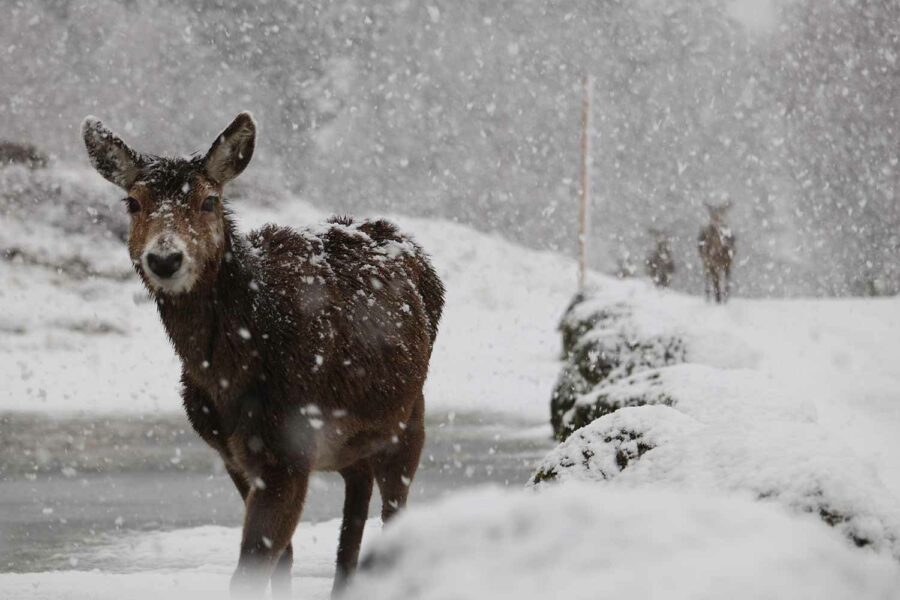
<box><xmin>343</xmin><ymin>485</ymin><xmax>900</xmax><ymax>600</ymax></box>
<box><xmin>0</xmin><ymin>519</ymin><xmax>381</xmax><ymax>599</ymax></box>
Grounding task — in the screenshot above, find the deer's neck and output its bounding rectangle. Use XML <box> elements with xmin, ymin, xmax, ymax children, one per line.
<box><xmin>155</xmin><ymin>223</ymin><xmax>261</xmax><ymax>394</ymax></box>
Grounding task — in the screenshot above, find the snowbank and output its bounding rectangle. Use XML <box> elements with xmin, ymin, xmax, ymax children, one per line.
<box><xmin>343</xmin><ymin>484</ymin><xmax>900</xmax><ymax>600</ymax></box>
<box><xmin>539</xmin><ymin>286</ymin><xmax>900</xmax><ymax>558</ymax></box>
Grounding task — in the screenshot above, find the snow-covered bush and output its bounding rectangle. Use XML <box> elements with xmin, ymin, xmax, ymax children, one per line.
<box><xmin>550</xmin><ymin>292</ymin><xmax>686</xmax><ymax>439</ymax></box>
<box><xmin>343</xmin><ymin>484</ymin><xmax>900</xmax><ymax>600</ymax></box>
<box><xmin>534</xmin><ymin>404</ymin><xmax>699</xmax><ymax>484</ymax></box>
<box><xmin>537</xmin><ymin>364</ymin><xmax>900</xmax><ymax>558</ymax></box>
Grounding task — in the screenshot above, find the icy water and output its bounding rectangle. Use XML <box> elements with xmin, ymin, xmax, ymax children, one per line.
<box><xmin>0</xmin><ymin>410</ymin><xmax>553</xmax><ymax>573</ymax></box>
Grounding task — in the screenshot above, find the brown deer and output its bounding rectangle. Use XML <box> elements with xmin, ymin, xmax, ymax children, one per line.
<box><xmin>81</xmin><ymin>112</ymin><xmax>444</xmax><ymax>597</ymax></box>
<box><xmin>645</xmin><ymin>228</ymin><xmax>675</xmax><ymax>288</ymax></box>
<box><xmin>698</xmin><ymin>201</ymin><xmax>735</xmax><ymax>303</ymax></box>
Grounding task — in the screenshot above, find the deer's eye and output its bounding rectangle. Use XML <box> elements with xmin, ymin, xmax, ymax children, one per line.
<box><xmin>201</xmin><ymin>195</ymin><xmax>219</xmax><ymax>212</ymax></box>
<box><xmin>124</xmin><ymin>197</ymin><xmax>140</xmax><ymax>214</ymax></box>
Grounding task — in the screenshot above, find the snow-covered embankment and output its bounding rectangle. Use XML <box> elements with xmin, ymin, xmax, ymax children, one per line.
<box><xmin>346</xmin><ymin>279</ymin><xmax>900</xmax><ymax>598</ymax></box>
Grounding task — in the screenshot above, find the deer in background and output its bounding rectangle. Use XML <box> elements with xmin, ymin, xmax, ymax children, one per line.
<box><xmin>82</xmin><ymin>112</ymin><xmax>444</xmax><ymax>598</ymax></box>
<box><xmin>698</xmin><ymin>201</ymin><xmax>735</xmax><ymax>303</ymax></box>
<box><xmin>645</xmin><ymin>228</ymin><xmax>675</xmax><ymax>288</ymax></box>
<box><xmin>0</xmin><ymin>141</ymin><xmax>47</xmax><ymax>169</ymax></box>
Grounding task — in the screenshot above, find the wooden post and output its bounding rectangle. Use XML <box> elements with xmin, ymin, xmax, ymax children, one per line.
<box><xmin>577</xmin><ymin>74</ymin><xmax>593</xmax><ymax>292</ymax></box>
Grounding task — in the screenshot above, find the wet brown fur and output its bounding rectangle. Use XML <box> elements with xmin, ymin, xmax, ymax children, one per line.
<box><xmin>82</xmin><ymin>114</ymin><xmax>445</xmax><ymax>597</ymax></box>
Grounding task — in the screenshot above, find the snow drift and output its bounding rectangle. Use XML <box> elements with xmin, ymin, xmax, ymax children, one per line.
<box><xmin>343</xmin><ymin>484</ymin><xmax>900</xmax><ymax>600</ymax></box>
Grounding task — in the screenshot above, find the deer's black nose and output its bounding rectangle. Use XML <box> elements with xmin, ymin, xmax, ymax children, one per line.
<box><xmin>146</xmin><ymin>251</ymin><xmax>183</xmax><ymax>278</ymax></box>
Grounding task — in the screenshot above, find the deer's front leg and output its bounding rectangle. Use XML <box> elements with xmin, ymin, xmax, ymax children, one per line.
<box><xmin>271</xmin><ymin>542</ymin><xmax>293</xmax><ymax>600</ymax></box>
<box><xmin>182</xmin><ymin>376</ymin><xmax>229</xmax><ymax>452</ymax></box>
<box><xmin>230</xmin><ymin>465</ymin><xmax>310</xmax><ymax>598</ymax></box>
<box><xmin>226</xmin><ymin>463</ymin><xmax>295</xmax><ymax>598</ymax></box>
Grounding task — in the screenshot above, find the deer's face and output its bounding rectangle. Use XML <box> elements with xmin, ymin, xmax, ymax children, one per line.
<box><xmin>124</xmin><ymin>166</ymin><xmax>226</xmax><ymax>294</ymax></box>
<box><xmin>82</xmin><ymin>113</ymin><xmax>256</xmax><ymax>296</ymax></box>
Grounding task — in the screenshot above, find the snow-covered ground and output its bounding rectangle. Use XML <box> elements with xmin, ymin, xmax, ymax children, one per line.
<box><xmin>0</xmin><ymin>519</ymin><xmax>381</xmax><ymax>599</ymax></box>
<box><xmin>3</xmin><ymin>165</ymin><xmax>900</xmax><ymax>597</ymax></box>
<box><xmin>345</xmin><ymin>485</ymin><xmax>900</xmax><ymax>600</ymax></box>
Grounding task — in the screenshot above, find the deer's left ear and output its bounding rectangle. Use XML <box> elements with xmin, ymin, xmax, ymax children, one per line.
<box><xmin>204</xmin><ymin>112</ymin><xmax>256</xmax><ymax>184</ymax></box>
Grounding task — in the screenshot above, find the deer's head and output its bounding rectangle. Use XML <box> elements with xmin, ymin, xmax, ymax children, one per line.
<box><xmin>647</xmin><ymin>227</ymin><xmax>669</xmax><ymax>243</ymax></box>
<box><xmin>704</xmin><ymin>200</ymin><xmax>732</xmax><ymax>225</ymax></box>
<box><xmin>82</xmin><ymin>113</ymin><xmax>256</xmax><ymax>296</ymax></box>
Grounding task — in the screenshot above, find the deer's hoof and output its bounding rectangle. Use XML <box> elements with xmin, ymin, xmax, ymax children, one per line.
<box><xmin>230</xmin><ymin>568</ymin><xmax>268</xmax><ymax>599</ymax></box>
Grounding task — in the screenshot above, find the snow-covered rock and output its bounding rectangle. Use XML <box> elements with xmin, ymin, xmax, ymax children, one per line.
<box><xmin>343</xmin><ymin>484</ymin><xmax>900</xmax><ymax>600</ymax></box>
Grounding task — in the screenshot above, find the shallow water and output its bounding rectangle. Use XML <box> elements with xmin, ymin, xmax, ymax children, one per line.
<box><xmin>0</xmin><ymin>410</ymin><xmax>553</xmax><ymax>573</ymax></box>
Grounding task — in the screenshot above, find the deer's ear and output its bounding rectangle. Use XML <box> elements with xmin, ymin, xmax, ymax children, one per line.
<box><xmin>82</xmin><ymin>117</ymin><xmax>143</xmax><ymax>189</ymax></box>
<box><xmin>204</xmin><ymin>112</ymin><xmax>256</xmax><ymax>184</ymax></box>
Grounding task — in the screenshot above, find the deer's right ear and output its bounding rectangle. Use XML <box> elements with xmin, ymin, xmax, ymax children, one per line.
<box><xmin>81</xmin><ymin>117</ymin><xmax>143</xmax><ymax>189</ymax></box>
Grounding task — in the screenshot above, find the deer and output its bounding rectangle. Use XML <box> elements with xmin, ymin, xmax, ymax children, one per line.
<box><xmin>0</xmin><ymin>140</ymin><xmax>48</xmax><ymax>169</ymax></box>
<box><xmin>644</xmin><ymin>228</ymin><xmax>675</xmax><ymax>288</ymax></box>
<box><xmin>81</xmin><ymin>112</ymin><xmax>445</xmax><ymax>598</ymax></box>
<box><xmin>698</xmin><ymin>201</ymin><xmax>735</xmax><ymax>303</ymax></box>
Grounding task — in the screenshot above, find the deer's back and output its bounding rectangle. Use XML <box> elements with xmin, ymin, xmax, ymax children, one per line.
<box><xmin>246</xmin><ymin>216</ymin><xmax>444</xmax><ymax>418</ymax></box>
<box><xmin>211</xmin><ymin>216</ymin><xmax>446</xmax><ymax>471</ymax></box>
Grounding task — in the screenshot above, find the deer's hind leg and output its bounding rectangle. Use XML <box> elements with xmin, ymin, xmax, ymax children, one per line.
<box><xmin>373</xmin><ymin>394</ymin><xmax>425</xmax><ymax>523</ymax></box>
<box><xmin>723</xmin><ymin>264</ymin><xmax>732</xmax><ymax>303</ymax></box>
<box><xmin>332</xmin><ymin>459</ymin><xmax>375</xmax><ymax>595</ymax></box>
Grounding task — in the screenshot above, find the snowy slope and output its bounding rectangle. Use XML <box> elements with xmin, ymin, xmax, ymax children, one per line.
<box><xmin>0</xmin><ymin>164</ymin><xmax>574</xmax><ymax>418</ymax></box>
